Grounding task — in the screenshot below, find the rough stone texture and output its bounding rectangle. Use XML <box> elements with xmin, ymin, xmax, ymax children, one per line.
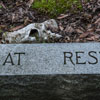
<box><xmin>0</xmin><ymin>43</ymin><xmax>100</xmax><ymax>75</ymax></box>
<box><xmin>2</xmin><ymin>19</ymin><xmax>62</xmax><ymax>43</ymax></box>
<box><xmin>0</xmin><ymin>43</ymin><xmax>100</xmax><ymax>99</ymax></box>
<box><xmin>0</xmin><ymin>75</ymin><xmax>100</xmax><ymax>100</ymax></box>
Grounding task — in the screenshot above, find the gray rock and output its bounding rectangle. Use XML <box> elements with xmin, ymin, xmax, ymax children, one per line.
<box><xmin>2</xmin><ymin>19</ymin><xmax>62</xmax><ymax>43</ymax></box>
<box><xmin>0</xmin><ymin>43</ymin><xmax>100</xmax><ymax>99</ymax></box>
<box><xmin>0</xmin><ymin>43</ymin><xmax>100</xmax><ymax>75</ymax></box>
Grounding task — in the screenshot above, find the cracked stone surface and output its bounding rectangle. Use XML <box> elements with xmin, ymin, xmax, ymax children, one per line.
<box><xmin>2</xmin><ymin>19</ymin><xmax>62</xmax><ymax>43</ymax></box>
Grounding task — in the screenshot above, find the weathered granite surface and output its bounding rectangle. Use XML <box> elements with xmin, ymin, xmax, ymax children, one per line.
<box><xmin>0</xmin><ymin>43</ymin><xmax>100</xmax><ymax>75</ymax></box>
<box><xmin>0</xmin><ymin>75</ymin><xmax>100</xmax><ymax>100</ymax></box>
<box><xmin>0</xmin><ymin>43</ymin><xmax>100</xmax><ymax>99</ymax></box>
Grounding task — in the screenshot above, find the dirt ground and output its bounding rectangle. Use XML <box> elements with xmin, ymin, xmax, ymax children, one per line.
<box><xmin>0</xmin><ymin>0</ymin><xmax>100</xmax><ymax>43</ymax></box>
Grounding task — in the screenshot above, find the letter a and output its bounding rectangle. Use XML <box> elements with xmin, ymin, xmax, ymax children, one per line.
<box><xmin>3</xmin><ymin>53</ymin><xmax>14</xmax><ymax>65</ymax></box>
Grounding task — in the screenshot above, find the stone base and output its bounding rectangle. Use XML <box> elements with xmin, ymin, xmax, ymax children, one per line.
<box><xmin>0</xmin><ymin>75</ymin><xmax>100</xmax><ymax>100</ymax></box>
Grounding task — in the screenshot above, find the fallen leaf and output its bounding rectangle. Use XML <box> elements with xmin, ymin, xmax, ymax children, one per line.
<box><xmin>95</xmin><ymin>18</ymin><xmax>100</xmax><ymax>24</ymax></box>
<box><xmin>10</xmin><ymin>25</ymin><xmax>24</xmax><ymax>31</ymax></box>
<box><xmin>75</xmin><ymin>29</ymin><xmax>84</xmax><ymax>34</ymax></box>
<box><xmin>0</xmin><ymin>25</ymin><xmax>6</xmax><ymax>29</ymax></box>
<box><xmin>0</xmin><ymin>2</ymin><xmax>6</xmax><ymax>9</ymax></box>
<box><xmin>86</xmin><ymin>35</ymin><xmax>99</xmax><ymax>41</ymax></box>
<box><xmin>57</xmin><ymin>14</ymin><xmax>69</xmax><ymax>19</ymax></box>
<box><xmin>79</xmin><ymin>32</ymin><xmax>90</xmax><ymax>38</ymax></box>
<box><xmin>96</xmin><ymin>29</ymin><xmax>100</xmax><ymax>32</ymax></box>
<box><xmin>59</xmin><ymin>26</ymin><xmax>64</xmax><ymax>31</ymax></box>
<box><xmin>65</xmin><ymin>25</ymin><xmax>74</xmax><ymax>33</ymax></box>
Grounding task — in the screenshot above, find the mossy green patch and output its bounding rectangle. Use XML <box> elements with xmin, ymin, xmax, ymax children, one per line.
<box><xmin>32</xmin><ymin>0</ymin><xmax>83</xmax><ymax>17</ymax></box>
<box><xmin>0</xmin><ymin>29</ymin><xmax>3</xmax><ymax>33</ymax></box>
<box><xmin>0</xmin><ymin>5</ymin><xmax>3</xmax><ymax>9</ymax></box>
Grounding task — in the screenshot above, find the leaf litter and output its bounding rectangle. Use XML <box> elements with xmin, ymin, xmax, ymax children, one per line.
<box><xmin>0</xmin><ymin>0</ymin><xmax>100</xmax><ymax>43</ymax></box>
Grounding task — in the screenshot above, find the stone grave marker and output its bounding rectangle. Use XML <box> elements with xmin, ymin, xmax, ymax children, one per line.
<box><xmin>0</xmin><ymin>43</ymin><xmax>100</xmax><ymax>100</ymax></box>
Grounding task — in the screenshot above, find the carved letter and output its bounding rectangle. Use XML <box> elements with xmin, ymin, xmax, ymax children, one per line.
<box><xmin>64</xmin><ymin>52</ymin><xmax>75</xmax><ymax>65</ymax></box>
<box><xmin>3</xmin><ymin>53</ymin><xmax>14</xmax><ymax>65</ymax></box>
<box><xmin>14</xmin><ymin>52</ymin><xmax>25</xmax><ymax>65</ymax></box>
<box><xmin>88</xmin><ymin>51</ymin><xmax>98</xmax><ymax>64</ymax></box>
<box><xmin>76</xmin><ymin>51</ymin><xmax>86</xmax><ymax>64</ymax></box>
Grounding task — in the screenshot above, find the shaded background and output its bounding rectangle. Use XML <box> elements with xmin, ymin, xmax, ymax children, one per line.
<box><xmin>0</xmin><ymin>75</ymin><xmax>100</xmax><ymax>100</ymax></box>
